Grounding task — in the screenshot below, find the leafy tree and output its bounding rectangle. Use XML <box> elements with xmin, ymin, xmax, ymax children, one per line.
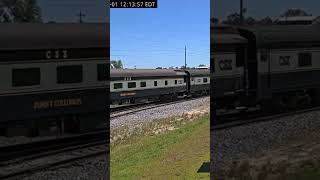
<box><xmin>181</xmin><ymin>65</ymin><xmax>188</xmax><ymax>69</ymax></box>
<box><xmin>222</xmin><ymin>13</ymin><xmax>241</xmax><ymax>25</ymax></box>
<box><xmin>156</xmin><ymin>67</ymin><xmax>162</xmax><ymax>69</ymax></box>
<box><xmin>0</xmin><ymin>0</ymin><xmax>42</xmax><ymax>23</ymax></box>
<box><xmin>111</xmin><ymin>60</ymin><xmax>123</xmax><ymax>69</ymax></box>
<box><xmin>222</xmin><ymin>13</ymin><xmax>258</xmax><ymax>26</ymax></box>
<box><xmin>221</xmin><ymin>9</ymin><xmax>313</xmax><ymax>26</ymax></box>
<box><xmin>0</xmin><ymin>9</ymin><xmax>10</xmax><ymax>22</ymax></box>
<box><xmin>258</xmin><ymin>16</ymin><xmax>273</xmax><ymax>25</ymax></box>
<box><xmin>211</xmin><ymin>18</ymin><xmax>219</xmax><ymax>24</ymax></box>
<box><xmin>281</xmin><ymin>9</ymin><xmax>311</xmax><ymax>17</ymax></box>
<box><xmin>245</xmin><ymin>17</ymin><xmax>256</xmax><ymax>25</ymax></box>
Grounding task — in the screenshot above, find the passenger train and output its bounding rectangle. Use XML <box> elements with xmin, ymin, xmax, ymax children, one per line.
<box><xmin>0</xmin><ymin>23</ymin><xmax>109</xmax><ymax>136</ymax></box>
<box><xmin>212</xmin><ymin>23</ymin><xmax>320</xmax><ymax>112</ymax></box>
<box><xmin>110</xmin><ymin>69</ymin><xmax>210</xmax><ymax>106</ymax></box>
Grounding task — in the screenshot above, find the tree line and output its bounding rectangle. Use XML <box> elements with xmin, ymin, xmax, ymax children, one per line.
<box><xmin>110</xmin><ymin>60</ymin><xmax>208</xmax><ymax>69</ymax></box>
<box><xmin>212</xmin><ymin>9</ymin><xmax>313</xmax><ymax>25</ymax></box>
<box><xmin>0</xmin><ymin>0</ymin><xmax>42</xmax><ymax>23</ymax></box>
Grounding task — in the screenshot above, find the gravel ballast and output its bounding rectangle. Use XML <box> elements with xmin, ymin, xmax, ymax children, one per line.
<box><xmin>19</xmin><ymin>156</ymin><xmax>108</xmax><ymax>180</ymax></box>
<box><xmin>211</xmin><ymin>110</ymin><xmax>320</xmax><ymax>171</ymax></box>
<box><xmin>111</xmin><ymin>97</ymin><xmax>210</xmax><ymax>130</ymax></box>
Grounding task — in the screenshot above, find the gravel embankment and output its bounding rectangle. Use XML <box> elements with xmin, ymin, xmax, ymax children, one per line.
<box><xmin>211</xmin><ymin>110</ymin><xmax>320</xmax><ymax>171</ymax></box>
<box><xmin>111</xmin><ymin>96</ymin><xmax>210</xmax><ymax>130</ymax></box>
<box><xmin>16</xmin><ymin>156</ymin><xmax>108</xmax><ymax>180</ymax></box>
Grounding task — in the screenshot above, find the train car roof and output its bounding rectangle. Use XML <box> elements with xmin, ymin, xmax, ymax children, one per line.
<box><xmin>0</xmin><ymin>23</ymin><xmax>109</xmax><ymax>50</ymax></box>
<box><xmin>212</xmin><ymin>34</ymin><xmax>247</xmax><ymax>45</ymax></box>
<box><xmin>211</xmin><ymin>25</ymin><xmax>247</xmax><ymax>45</ymax></box>
<box><xmin>240</xmin><ymin>24</ymin><xmax>320</xmax><ymax>48</ymax></box>
<box><xmin>186</xmin><ymin>69</ymin><xmax>210</xmax><ymax>76</ymax></box>
<box><xmin>110</xmin><ymin>69</ymin><xmax>187</xmax><ymax>78</ymax></box>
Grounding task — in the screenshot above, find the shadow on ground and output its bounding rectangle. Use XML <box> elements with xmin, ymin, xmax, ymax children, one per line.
<box><xmin>198</xmin><ymin>162</ymin><xmax>210</xmax><ymax>173</ymax></box>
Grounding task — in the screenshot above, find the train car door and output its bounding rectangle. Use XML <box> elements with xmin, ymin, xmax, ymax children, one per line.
<box><xmin>238</xmin><ymin>28</ymin><xmax>258</xmax><ymax>95</ymax></box>
<box><xmin>258</xmin><ymin>48</ymin><xmax>272</xmax><ymax>99</ymax></box>
<box><xmin>236</xmin><ymin>45</ymin><xmax>247</xmax><ymax>94</ymax></box>
<box><xmin>184</xmin><ymin>71</ymin><xmax>191</xmax><ymax>94</ymax></box>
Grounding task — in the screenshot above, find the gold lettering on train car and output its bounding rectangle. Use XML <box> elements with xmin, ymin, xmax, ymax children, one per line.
<box><xmin>33</xmin><ymin>100</ymin><xmax>54</xmax><ymax>109</ymax></box>
<box><xmin>45</xmin><ymin>50</ymin><xmax>69</xmax><ymax>59</ymax></box>
<box><xmin>54</xmin><ymin>100</ymin><xmax>62</xmax><ymax>107</ymax></box>
<box><xmin>62</xmin><ymin>50</ymin><xmax>68</xmax><ymax>58</ymax></box>
<box><xmin>219</xmin><ymin>59</ymin><xmax>232</xmax><ymax>70</ymax></box>
<box><xmin>46</xmin><ymin>51</ymin><xmax>52</xmax><ymax>59</ymax></box>
<box><xmin>33</xmin><ymin>98</ymin><xmax>82</xmax><ymax>110</ymax></box>
<box><xmin>120</xmin><ymin>92</ymin><xmax>136</xmax><ymax>96</ymax></box>
<box><xmin>279</xmin><ymin>56</ymin><xmax>290</xmax><ymax>66</ymax></box>
<box><xmin>55</xmin><ymin>51</ymin><xmax>60</xmax><ymax>59</ymax></box>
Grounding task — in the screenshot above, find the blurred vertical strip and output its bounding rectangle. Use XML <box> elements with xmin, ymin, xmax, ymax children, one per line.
<box><xmin>210</xmin><ymin>0</ymin><xmax>215</xmax><ymax>178</ymax></box>
<box><xmin>106</xmin><ymin>0</ymin><xmax>110</xmax><ymax>179</ymax></box>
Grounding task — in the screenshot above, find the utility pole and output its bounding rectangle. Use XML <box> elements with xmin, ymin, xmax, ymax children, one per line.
<box><xmin>184</xmin><ymin>46</ymin><xmax>187</xmax><ymax>69</ymax></box>
<box><xmin>77</xmin><ymin>11</ymin><xmax>86</xmax><ymax>23</ymax></box>
<box><xmin>240</xmin><ymin>0</ymin><xmax>244</xmax><ymax>25</ymax></box>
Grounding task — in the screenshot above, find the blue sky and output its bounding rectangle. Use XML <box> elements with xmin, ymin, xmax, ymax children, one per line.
<box><xmin>38</xmin><ymin>0</ymin><xmax>109</xmax><ymax>23</ymax></box>
<box><xmin>212</xmin><ymin>0</ymin><xmax>320</xmax><ymax>19</ymax></box>
<box><xmin>111</xmin><ymin>0</ymin><xmax>210</xmax><ymax>69</ymax></box>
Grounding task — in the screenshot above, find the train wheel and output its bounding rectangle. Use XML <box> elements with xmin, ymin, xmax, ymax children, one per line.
<box><xmin>261</xmin><ymin>100</ymin><xmax>274</xmax><ymax>112</ymax></box>
<box><xmin>286</xmin><ymin>93</ymin><xmax>299</xmax><ymax>110</ymax></box>
<box><xmin>297</xmin><ymin>92</ymin><xmax>311</xmax><ymax>108</ymax></box>
<box><xmin>201</xmin><ymin>91</ymin><xmax>206</xmax><ymax>96</ymax></box>
<box><xmin>160</xmin><ymin>95</ymin><xmax>168</xmax><ymax>102</ymax></box>
<box><xmin>311</xmin><ymin>89</ymin><xmax>320</xmax><ymax>106</ymax></box>
<box><xmin>172</xmin><ymin>94</ymin><xmax>178</xmax><ymax>101</ymax></box>
<box><xmin>261</xmin><ymin>98</ymin><xmax>285</xmax><ymax>113</ymax></box>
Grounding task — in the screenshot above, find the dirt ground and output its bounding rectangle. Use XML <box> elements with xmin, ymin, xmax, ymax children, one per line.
<box><xmin>213</xmin><ymin>129</ymin><xmax>320</xmax><ymax>180</ymax></box>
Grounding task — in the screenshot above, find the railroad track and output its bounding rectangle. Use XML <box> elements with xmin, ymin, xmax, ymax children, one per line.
<box><xmin>0</xmin><ymin>130</ymin><xmax>108</xmax><ymax>179</ymax></box>
<box><xmin>212</xmin><ymin>106</ymin><xmax>320</xmax><ymax>131</ymax></box>
<box><xmin>111</xmin><ymin>96</ymin><xmax>210</xmax><ymax>119</ymax></box>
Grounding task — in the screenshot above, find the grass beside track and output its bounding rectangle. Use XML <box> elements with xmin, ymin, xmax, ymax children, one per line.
<box><xmin>110</xmin><ymin>114</ymin><xmax>210</xmax><ymax>180</ymax></box>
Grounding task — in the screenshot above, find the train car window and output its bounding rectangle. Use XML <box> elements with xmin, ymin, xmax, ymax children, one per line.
<box><xmin>97</xmin><ymin>64</ymin><xmax>108</xmax><ymax>81</ymax></box>
<box><xmin>191</xmin><ymin>78</ymin><xmax>194</xmax><ymax>81</ymax></box>
<box><xmin>128</xmin><ymin>82</ymin><xmax>136</xmax><ymax>88</ymax></box>
<box><xmin>154</xmin><ymin>81</ymin><xmax>158</xmax><ymax>86</ymax></box>
<box><xmin>298</xmin><ymin>53</ymin><xmax>312</xmax><ymax>67</ymax></box>
<box><xmin>183</xmin><ymin>77</ymin><xmax>186</xmax><ymax>83</ymax></box>
<box><xmin>260</xmin><ymin>50</ymin><xmax>268</xmax><ymax>62</ymax></box>
<box><xmin>203</xmin><ymin>78</ymin><xmax>208</xmax><ymax>83</ymax></box>
<box><xmin>12</xmin><ymin>68</ymin><xmax>40</xmax><ymax>87</ymax></box>
<box><xmin>175</xmin><ymin>80</ymin><xmax>177</xmax><ymax>85</ymax></box>
<box><xmin>178</xmin><ymin>80</ymin><xmax>183</xmax><ymax>84</ymax></box>
<box><xmin>197</xmin><ymin>79</ymin><xmax>201</xmax><ymax>83</ymax></box>
<box><xmin>165</xmin><ymin>80</ymin><xmax>168</xmax><ymax>86</ymax></box>
<box><xmin>114</xmin><ymin>83</ymin><xmax>123</xmax><ymax>89</ymax></box>
<box><xmin>140</xmin><ymin>82</ymin><xmax>146</xmax><ymax>87</ymax></box>
<box><xmin>57</xmin><ymin>65</ymin><xmax>83</xmax><ymax>84</ymax></box>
